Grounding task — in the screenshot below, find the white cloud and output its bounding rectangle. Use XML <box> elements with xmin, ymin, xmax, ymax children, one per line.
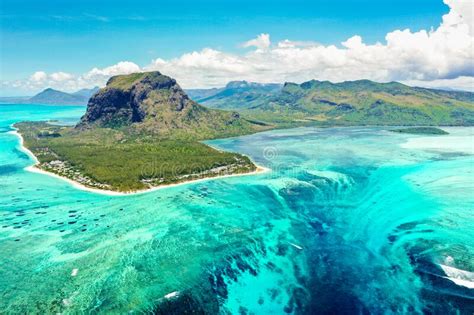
<box><xmin>50</xmin><ymin>72</ymin><xmax>74</xmax><ymax>82</ymax></box>
<box><xmin>83</xmin><ymin>61</ymin><xmax>140</xmax><ymax>80</ymax></box>
<box><xmin>402</xmin><ymin>76</ymin><xmax>474</xmax><ymax>92</ymax></box>
<box><xmin>341</xmin><ymin>35</ymin><xmax>364</xmax><ymax>49</ymax></box>
<box><xmin>2</xmin><ymin>0</ymin><xmax>473</xmax><ymax>94</ymax></box>
<box><xmin>277</xmin><ymin>40</ymin><xmax>321</xmax><ymax>48</ymax></box>
<box><xmin>16</xmin><ymin>71</ymin><xmax>75</xmax><ymax>92</ymax></box>
<box><xmin>444</xmin><ymin>0</ymin><xmax>473</xmax><ymax>35</ymax></box>
<box><xmin>29</xmin><ymin>71</ymin><xmax>47</xmax><ymax>82</ymax></box>
<box><xmin>242</xmin><ymin>33</ymin><xmax>271</xmax><ymax>50</ymax></box>
<box><xmin>2</xmin><ymin>62</ymin><xmax>141</xmax><ymax>94</ymax></box>
<box><xmin>146</xmin><ymin>0</ymin><xmax>473</xmax><ymax>89</ymax></box>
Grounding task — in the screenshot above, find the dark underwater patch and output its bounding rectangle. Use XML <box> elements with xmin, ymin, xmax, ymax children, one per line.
<box><xmin>0</xmin><ymin>164</ymin><xmax>20</xmax><ymax>176</ymax></box>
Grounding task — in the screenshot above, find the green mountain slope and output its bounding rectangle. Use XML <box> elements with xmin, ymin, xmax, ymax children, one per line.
<box><xmin>185</xmin><ymin>87</ymin><xmax>224</xmax><ymax>101</ymax></box>
<box><xmin>260</xmin><ymin>80</ymin><xmax>474</xmax><ymax>125</ymax></box>
<box><xmin>189</xmin><ymin>79</ymin><xmax>474</xmax><ymax>126</ymax></box>
<box><xmin>187</xmin><ymin>80</ymin><xmax>282</xmax><ymax>110</ymax></box>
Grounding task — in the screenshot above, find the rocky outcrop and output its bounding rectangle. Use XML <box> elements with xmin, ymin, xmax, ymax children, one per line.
<box><xmin>76</xmin><ymin>71</ymin><xmax>259</xmax><ymax>138</ymax></box>
<box><xmin>77</xmin><ymin>72</ymin><xmax>195</xmax><ymax>128</ymax></box>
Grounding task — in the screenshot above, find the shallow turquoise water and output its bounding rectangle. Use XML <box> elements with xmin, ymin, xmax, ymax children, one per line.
<box><xmin>0</xmin><ymin>104</ymin><xmax>473</xmax><ymax>314</ymax></box>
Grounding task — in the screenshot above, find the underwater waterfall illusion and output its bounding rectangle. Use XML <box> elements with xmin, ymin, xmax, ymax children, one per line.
<box><xmin>0</xmin><ymin>104</ymin><xmax>473</xmax><ymax>313</ymax></box>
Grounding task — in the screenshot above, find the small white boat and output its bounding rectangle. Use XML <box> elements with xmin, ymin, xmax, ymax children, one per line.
<box><xmin>289</xmin><ymin>242</ymin><xmax>303</xmax><ymax>250</ymax></box>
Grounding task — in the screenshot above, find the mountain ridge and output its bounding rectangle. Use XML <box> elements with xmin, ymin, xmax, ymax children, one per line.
<box><xmin>188</xmin><ymin>79</ymin><xmax>474</xmax><ymax>126</ymax></box>
<box><xmin>186</xmin><ymin>80</ymin><xmax>283</xmax><ymax>110</ymax></box>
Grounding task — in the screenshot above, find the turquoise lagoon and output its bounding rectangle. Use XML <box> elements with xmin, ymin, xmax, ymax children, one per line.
<box><xmin>0</xmin><ymin>104</ymin><xmax>473</xmax><ymax>314</ymax></box>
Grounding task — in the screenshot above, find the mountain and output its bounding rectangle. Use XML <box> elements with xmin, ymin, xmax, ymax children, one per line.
<box><xmin>71</xmin><ymin>86</ymin><xmax>100</xmax><ymax>99</ymax></box>
<box><xmin>186</xmin><ymin>80</ymin><xmax>283</xmax><ymax>110</ymax></box>
<box><xmin>27</xmin><ymin>87</ymin><xmax>98</xmax><ymax>105</ymax></box>
<box><xmin>185</xmin><ymin>87</ymin><xmax>224</xmax><ymax>101</ymax></box>
<box><xmin>2</xmin><ymin>87</ymin><xmax>100</xmax><ymax>105</ymax></box>
<box><xmin>77</xmin><ymin>72</ymin><xmax>264</xmax><ymax>139</ymax></box>
<box><xmin>261</xmin><ymin>80</ymin><xmax>474</xmax><ymax>125</ymax></box>
<box><xmin>29</xmin><ymin>88</ymin><xmax>86</xmax><ymax>105</ymax></box>
<box><xmin>17</xmin><ymin>71</ymin><xmax>264</xmax><ymax>192</ymax></box>
<box><xmin>190</xmin><ymin>79</ymin><xmax>474</xmax><ymax>126</ymax></box>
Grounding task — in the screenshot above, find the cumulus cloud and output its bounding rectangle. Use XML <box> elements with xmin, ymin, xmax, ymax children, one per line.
<box><xmin>146</xmin><ymin>0</ymin><xmax>473</xmax><ymax>89</ymax></box>
<box><xmin>2</xmin><ymin>0</ymin><xmax>473</xmax><ymax>94</ymax></box>
<box><xmin>83</xmin><ymin>61</ymin><xmax>141</xmax><ymax>81</ymax></box>
<box><xmin>401</xmin><ymin>76</ymin><xmax>474</xmax><ymax>92</ymax></box>
<box><xmin>50</xmin><ymin>72</ymin><xmax>74</xmax><ymax>82</ymax></box>
<box><xmin>3</xmin><ymin>62</ymin><xmax>141</xmax><ymax>93</ymax></box>
<box><xmin>29</xmin><ymin>71</ymin><xmax>48</xmax><ymax>82</ymax></box>
<box><xmin>14</xmin><ymin>71</ymin><xmax>76</xmax><ymax>91</ymax></box>
<box><xmin>277</xmin><ymin>40</ymin><xmax>321</xmax><ymax>49</ymax></box>
<box><xmin>444</xmin><ymin>0</ymin><xmax>473</xmax><ymax>35</ymax></box>
<box><xmin>242</xmin><ymin>33</ymin><xmax>271</xmax><ymax>50</ymax></box>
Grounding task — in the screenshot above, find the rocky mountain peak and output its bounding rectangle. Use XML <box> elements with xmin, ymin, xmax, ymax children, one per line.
<box><xmin>75</xmin><ymin>71</ymin><xmax>257</xmax><ymax>138</ymax></box>
<box><xmin>77</xmin><ymin>71</ymin><xmax>193</xmax><ymax>128</ymax></box>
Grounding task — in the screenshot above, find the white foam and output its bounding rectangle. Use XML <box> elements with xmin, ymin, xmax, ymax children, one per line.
<box><xmin>306</xmin><ymin>170</ymin><xmax>354</xmax><ymax>187</ymax></box>
<box><xmin>62</xmin><ymin>298</ymin><xmax>72</xmax><ymax>306</ymax></box>
<box><xmin>439</xmin><ymin>264</ymin><xmax>474</xmax><ymax>289</ymax></box>
<box><xmin>164</xmin><ymin>291</ymin><xmax>179</xmax><ymax>299</ymax></box>
<box><xmin>71</xmin><ymin>268</ymin><xmax>78</xmax><ymax>277</ymax></box>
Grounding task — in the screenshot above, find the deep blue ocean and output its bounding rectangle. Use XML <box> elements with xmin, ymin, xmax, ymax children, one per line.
<box><xmin>0</xmin><ymin>104</ymin><xmax>473</xmax><ymax>314</ymax></box>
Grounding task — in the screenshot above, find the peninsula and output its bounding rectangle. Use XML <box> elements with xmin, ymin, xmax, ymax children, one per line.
<box><xmin>15</xmin><ymin>72</ymin><xmax>269</xmax><ymax>193</ymax></box>
<box><xmin>15</xmin><ymin>72</ymin><xmax>473</xmax><ymax>193</ymax></box>
<box><xmin>390</xmin><ymin>127</ymin><xmax>449</xmax><ymax>135</ymax></box>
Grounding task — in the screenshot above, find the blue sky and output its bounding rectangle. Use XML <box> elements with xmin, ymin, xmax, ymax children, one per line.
<box><xmin>1</xmin><ymin>0</ymin><xmax>447</xmax><ymax>78</ymax></box>
<box><xmin>2</xmin><ymin>0</ymin><xmax>472</xmax><ymax>94</ymax></box>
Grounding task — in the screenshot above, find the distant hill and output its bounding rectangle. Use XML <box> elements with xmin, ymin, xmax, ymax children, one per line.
<box><xmin>186</xmin><ymin>81</ymin><xmax>282</xmax><ymax>110</ymax></box>
<box><xmin>71</xmin><ymin>87</ymin><xmax>100</xmax><ymax>99</ymax></box>
<box><xmin>0</xmin><ymin>87</ymin><xmax>100</xmax><ymax>105</ymax></box>
<box><xmin>28</xmin><ymin>88</ymin><xmax>86</xmax><ymax>105</ymax></box>
<box><xmin>189</xmin><ymin>79</ymin><xmax>474</xmax><ymax>126</ymax></box>
<box><xmin>185</xmin><ymin>87</ymin><xmax>224</xmax><ymax>101</ymax></box>
<box><xmin>30</xmin><ymin>87</ymin><xmax>100</xmax><ymax>105</ymax></box>
<box><xmin>78</xmin><ymin>72</ymin><xmax>265</xmax><ymax>139</ymax></box>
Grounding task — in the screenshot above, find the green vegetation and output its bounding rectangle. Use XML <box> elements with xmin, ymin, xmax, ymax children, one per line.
<box><xmin>77</xmin><ymin>72</ymin><xmax>268</xmax><ymax>138</ymax></box>
<box><xmin>390</xmin><ymin>127</ymin><xmax>449</xmax><ymax>135</ymax></box>
<box><xmin>18</xmin><ymin>73</ymin><xmax>472</xmax><ymax>193</ymax></box>
<box><xmin>16</xmin><ymin>72</ymin><xmax>267</xmax><ymax>193</ymax></box>
<box><xmin>106</xmin><ymin>72</ymin><xmax>149</xmax><ymax>89</ymax></box>
<box><xmin>191</xmin><ymin>79</ymin><xmax>474</xmax><ymax>126</ymax></box>
<box><xmin>187</xmin><ymin>81</ymin><xmax>282</xmax><ymax>110</ymax></box>
<box><xmin>16</xmin><ymin>122</ymin><xmax>256</xmax><ymax>192</ymax></box>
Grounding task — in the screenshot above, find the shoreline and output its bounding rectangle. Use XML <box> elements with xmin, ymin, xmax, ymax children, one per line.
<box><xmin>9</xmin><ymin>128</ymin><xmax>270</xmax><ymax>196</ymax></box>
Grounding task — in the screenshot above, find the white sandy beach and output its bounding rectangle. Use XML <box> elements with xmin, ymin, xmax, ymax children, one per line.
<box><xmin>9</xmin><ymin>127</ymin><xmax>270</xmax><ymax>196</ymax></box>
